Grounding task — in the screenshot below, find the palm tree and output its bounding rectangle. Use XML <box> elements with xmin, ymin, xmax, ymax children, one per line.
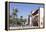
<box><xmin>20</xmin><ymin>16</ymin><xmax>23</xmax><ymax>20</ymax></box>
<box><xmin>20</xmin><ymin>16</ymin><xmax>26</xmax><ymax>25</ymax></box>
<box><xmin>13</xmin><ymin>8</ymin><xmax>18</xmax><ymax>18</ymax></box>
<box><xmin>12</xmin><ymin>8</ymin><xmax>18</xmax><ymax>25</ymax></box>
<box><xmin>24</xmin><ymin>19</ymin><xmax>26</xmax><ymax>24</ymax></box>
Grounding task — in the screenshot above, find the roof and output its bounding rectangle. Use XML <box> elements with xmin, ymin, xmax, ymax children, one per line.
<box><xmin>32</xmin><ymin>9</ymin><xmax>39</xmax><ymax>16</ymax></box>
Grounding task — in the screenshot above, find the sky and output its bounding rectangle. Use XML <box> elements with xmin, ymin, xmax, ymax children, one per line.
<box><xmin>9</xmin><ymin>3</ymin><xmax>44</xmax><ymax>18</ymax></box>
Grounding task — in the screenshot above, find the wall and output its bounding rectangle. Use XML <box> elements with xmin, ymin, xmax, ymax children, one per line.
<box><xmin>40</xmin><ymin>7</ymin><xmax>44</xmax><ymax>28</ymax></box>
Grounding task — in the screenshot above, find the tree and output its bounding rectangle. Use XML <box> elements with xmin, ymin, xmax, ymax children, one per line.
<box><xmin>13</xmin><ymin>8</ymin><xmax>18</xmax><ymax>18</ymax></box>
<box><xmin>24</xmin><ymin>19</ymin><xmax>26</xmax><ymax>24</ymax></box>
<box><xmin>17</xmin><ymin>16</ymin><xmax>23</xmax><ymax>25</ymax></box>
<box><xmin>20</xmin><ymin>16</ymin><xmax>26</xmax><ymax>25</ymax></box>
<box><xmin>13</xmin><ymin>8</ymin><xmax>18</xmax><ymax>25</ymax></box>
<box><xmin>20</xmin><ymin>16</ymin><xmax>23</xmax><ymax>20</ymax></box>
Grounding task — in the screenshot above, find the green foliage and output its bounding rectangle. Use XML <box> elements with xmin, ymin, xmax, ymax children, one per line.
<box><xmin>9</xmin><ymin>17</ymin><xmax>26</xmax><ymax>26</ymax></box>
<box><xmin>13</xmin><ymin>8</ymin><xmax>18</xmax><ymax>15</ymax></box>
<box><xmin>9</xmin><ymin>8</ymin><xmax>27</xmax><ymax>26</ymax></box>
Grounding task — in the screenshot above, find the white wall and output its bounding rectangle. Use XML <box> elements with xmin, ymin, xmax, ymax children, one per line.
<box><xmin>40</xmin><ymin>8</ymin><xmax>44</xmax><ymax>28</ymax></box>
<box><xmin>30</xmin><ymin>16</ymin><xmax>32</xmax><ymax>26</ymax></box>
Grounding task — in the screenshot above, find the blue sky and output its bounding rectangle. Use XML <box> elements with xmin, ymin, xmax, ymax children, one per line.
<box><xmin>9</xmin><ymin>3</ymin><xmax>44</xmax><ymax>18</ymax></box>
